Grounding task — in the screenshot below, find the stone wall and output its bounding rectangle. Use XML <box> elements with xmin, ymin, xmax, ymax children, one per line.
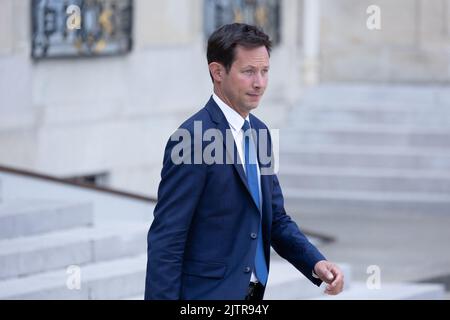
<box><xmin>1</xmin><ymin>0</ymin><xmax>448</xmax><ymax>197</ymax></box>
<box><xmin>319</xmin><ymin>0</ymin><xmax>450</xmax><ymax>83</ymax></box>
<box><xmin>0</xmin><ymin>0</ymin><xmax>296</xmax><ymax>196</ymax></box>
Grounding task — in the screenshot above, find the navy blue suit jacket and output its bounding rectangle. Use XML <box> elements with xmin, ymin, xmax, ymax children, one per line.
<box><xmin>145</xmin><ymin>97</ymin><xmax>325</xmax><ymax>300</ymax></box>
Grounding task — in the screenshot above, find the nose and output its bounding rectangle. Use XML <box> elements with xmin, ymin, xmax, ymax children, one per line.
<box><xmin>253</xmin><ymin>73</ymin><xmax>264</xmax><ymax>89</ymax></box>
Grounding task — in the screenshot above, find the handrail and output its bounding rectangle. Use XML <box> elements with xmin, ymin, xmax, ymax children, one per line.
<box><xmin>0</xmin><ymin>164</ymin><xmax>335</xmax><ymax>243</ymax></box>
<box><xmin>0</xmin><ymin>164</ymin><xmax>157</xmax><ymax>203</ymax></box>
<box><xmin>300</xmin><ymin>228</ymin><xmax>336</xmax><ymax>244</ymax></box>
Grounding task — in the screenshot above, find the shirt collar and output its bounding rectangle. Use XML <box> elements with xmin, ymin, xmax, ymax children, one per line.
<box><xmin>212</xmin><ymin>93</ymin><xmax>250</xmax><ymax>131</ymax></box>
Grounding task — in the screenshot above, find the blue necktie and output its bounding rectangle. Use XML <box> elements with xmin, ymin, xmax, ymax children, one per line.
<box><xmin>242</xmin><ymin>120</ymin><xmax>268</xmax><ymax>285</ymax></box>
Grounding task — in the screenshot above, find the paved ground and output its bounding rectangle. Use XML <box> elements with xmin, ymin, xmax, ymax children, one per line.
<box><xmin>272</xmin><ymin>208</ymin><xmax>450</xmax><ymax>295</ymax></box>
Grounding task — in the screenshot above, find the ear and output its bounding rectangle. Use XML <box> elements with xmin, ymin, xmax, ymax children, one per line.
<box><xmin>208</xmin><ymin>62</ymin><xmax>224</xmax><ymax>82</ymax></box>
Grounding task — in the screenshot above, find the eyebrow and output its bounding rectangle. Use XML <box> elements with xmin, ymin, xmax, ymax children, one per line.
<box><xmin>242</xmin><ymin>65</ymin><xmax>270</xmax><ymax>69</ymax></box>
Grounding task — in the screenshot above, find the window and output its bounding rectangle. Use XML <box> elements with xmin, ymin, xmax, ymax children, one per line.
<box><xmin>31</xmin><ymin>0</ymin><xmax>133</xmax><ymax>59</ymax></box>
<box><xmin>204</xmin><ymin>0</ymin><xmax>281</xmax><ymax>45</ymax></box>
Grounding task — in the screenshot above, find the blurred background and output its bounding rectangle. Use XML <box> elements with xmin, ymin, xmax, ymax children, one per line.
<box><xmin>0</xmin><ymin>0</ymin><xmax>449</xmax><ymax>299</ymax></box>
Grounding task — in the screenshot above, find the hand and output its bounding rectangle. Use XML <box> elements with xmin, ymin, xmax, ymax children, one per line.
<box><xmin>314</xmin><ymin>260</ymin><xmax>344</xmax><ymax>295</ymax></box>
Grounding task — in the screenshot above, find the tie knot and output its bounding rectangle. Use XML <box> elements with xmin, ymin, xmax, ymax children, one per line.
<box><xmin>242</xmin><ymin>120</ymin><xmax>251</xmax><ymax>132</ymax></box>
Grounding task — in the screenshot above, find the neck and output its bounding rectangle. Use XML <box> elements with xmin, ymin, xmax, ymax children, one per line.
<box><xmin>213</xmin><ymin>87</ymin><xmax>248</xmax><ymax>119</ymax></box>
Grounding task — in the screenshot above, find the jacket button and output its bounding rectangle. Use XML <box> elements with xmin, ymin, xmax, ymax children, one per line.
<box><xmin>250</xmin><ymin>233</ymin><xmax>257</xmax><ymax>239</ymax></box>
<box><xmin>244</xmin><ymin>267</ymin><xmax>251</xmax><ymax>273</ymax></box>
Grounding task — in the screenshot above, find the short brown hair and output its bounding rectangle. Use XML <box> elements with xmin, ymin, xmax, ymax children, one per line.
<box><xmin>207</xmin><ymin>23</ymin><xmax>272</xmax><ymax>81</ymax></box>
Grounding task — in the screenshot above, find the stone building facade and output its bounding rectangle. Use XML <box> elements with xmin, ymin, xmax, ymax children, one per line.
<box><xmin>0</xmin><ymin>0</ymin><xmax>449</xmax><ymax>197</ymax></box>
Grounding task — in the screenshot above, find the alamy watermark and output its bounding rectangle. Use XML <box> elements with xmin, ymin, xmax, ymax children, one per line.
<box><xmin>366</xmin><ymin>5</ymin><xmax>381</xmax><ymax>30</ymax></box>
<box><xmin>366</xmin><ymin>265</ymin><xmax>381</xmax><ymax>289</ymax></box>
<box><xmin>169</xmin><ymin>121</ymin><xmax>279</xmax><ymax>175</ymax></box>
<box><xmin>66</xmin><ymin>265</ymin><xmax>81</xmax><ymax>290</ymax></box>
<box><xmin>66</xmin><ymin>4</ymin><xmax>81</xmax><ymax>30</ymax></box>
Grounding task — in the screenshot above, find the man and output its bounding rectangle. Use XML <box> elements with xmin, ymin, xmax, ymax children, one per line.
<box><xmin>145</xmin><ymin>23</ymin><xmax>344</xmax><ymax>300</ymax></box>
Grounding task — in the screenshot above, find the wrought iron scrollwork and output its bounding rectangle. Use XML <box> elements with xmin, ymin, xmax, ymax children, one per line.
<box><xmin>204</xmin><ymin>0</ymin><xmax>281</xmax><ymax>45</ymax></box>
<box><xmin>31</xmin><ymin>0</ymin><xmax>133</xmax><ymax>59</ymax></box>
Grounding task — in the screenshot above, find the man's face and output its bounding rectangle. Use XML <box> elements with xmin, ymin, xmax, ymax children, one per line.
<box><xmin>219</xmin><ymin>45</ymin><xmax>270</xmax><ymax>117</ymax></box>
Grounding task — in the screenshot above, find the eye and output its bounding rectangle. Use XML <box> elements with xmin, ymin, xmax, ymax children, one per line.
<box><xmin>244</xmin><ymin>70</ymin><xmax>254</xmax><ymax>75</ymax></box>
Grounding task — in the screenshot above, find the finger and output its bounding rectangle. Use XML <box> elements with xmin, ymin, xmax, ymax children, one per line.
<box><xmin>326</xmin><ymin>271</ymin><xmax>334</xmax><ymax>281</ymax></box>
<box><xmin>329</xmin><ymin>265</ymin><xmax>341</xmax><ymax>277</ymax></box>
<box><xmin>326</xmin><ymin>289</ymin><xmax>339</xmax><ymax>295</ymax></box>
<box><xmin>331</xmin><ymin>272</ymin><xmax>343</xmax><ymax>287</ymax></box>
<box><xmin>324</xmin><ymin>286</ymin><xmax>338</xmax><ymax>295</ymax></box>
<box><xmin>321</xmin><ymin>273</ymin><xmax>333</xmax><ymax>284</ymax></box>
<box><xmin>315</xmin><ymin>264</ymin><xmax>332</xmax><ymax>282</ymax></box>
<box><xmin>325</xmin><ymin>283</ymin><xmax>341</xmax><ymax>295</ymax></box>
<box><xmin>330</xmin><ymin>280</ymin><xmax>344</xmax><ymax>294</ymax></box>
<box><xmin>322</xmin><ymin>266</ymin><xmax>334</xmax><ymax>281</ymax></box>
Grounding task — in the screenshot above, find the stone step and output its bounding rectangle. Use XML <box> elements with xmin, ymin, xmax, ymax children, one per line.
<box><xmin>122</xmin><ymin>260</ymin><xmax>353</xmax><ymax>301</ymax></box>
<box><xmin>278</xmin><ymin>167</ymin><xmax>450</xmax><ymax>194</ymax></box>
<box><xmin>265</xmin><ymin>259</ymin><xmax>444</xmax><ymax>300</ymax></box>
<box><xmin>312</xmin><ymin>282</ymin><xmax>445</xmax><ymax>300</ymax></box>
<box><xmin>284</xmin><ymin>123</ymin><xmax>450</xmax><ymax>133</ymax></box>
<box><xmin>0</xmin><ymin>222</ymin><xmax>148</xmax><ymax>280</ymax></box>
<box><xmin>0</xmin><ymin>200</ymin><xmax>93</xmax><ymax>240</ymax></box>
<box><xmin>0</xmin><ymin>253</ymin><xmax>147</xmax><ymax>299</ymax></box>
<box><xmin>295</xmin><ymin>84</ymin><xmax>450</xmax><ymax>109</ymax></box>
<box><xmin>283</xmin><ymin>189</ymin><xmax>450</xmax><ymax>217</ymax></box>
<box><xmin>290</xmin><ymin>106</ymin><xmax>450</xmax><ymax>127</ymax></box>
<box><xmin>279</xmin><ymin>126</ymin><xmax>450</xmax><ymax>149</ymax></box>
<box><xmin>115</xmin><ymin>259</ymin><xmax>447</xmax><ymax>300</ymax></box>
<box><xmin>264</xmin><ymin>260</ymin><xmax>351</xmax><ymax>299</ymax></box>
<box><xmin>123</xmin><ymin>294</ymin><xmax>144</xmax><ymax>300</ymax></box>
<box><xmin>279</xmin><ymin>147</ymin><xmax>450</xmax><ymax>171</ymax></box>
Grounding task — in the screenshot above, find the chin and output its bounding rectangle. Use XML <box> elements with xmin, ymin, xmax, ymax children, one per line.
<box><xmin>248</xmin><ymin>103</ymin><xmax>259</xmax><ymax>110</ymax></box>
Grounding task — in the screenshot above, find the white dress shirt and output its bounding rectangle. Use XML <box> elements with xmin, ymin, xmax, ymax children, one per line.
<box><xmin>212</xmin><ymin>93</ymin><xmax>263</xmax><ymax>283</ymax></box>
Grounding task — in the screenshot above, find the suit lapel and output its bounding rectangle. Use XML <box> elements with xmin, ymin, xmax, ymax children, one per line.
<box><xmin>205</xmin><ymin>97</ymin><xmax>251</xmax><ymax>199</ymax></box>
<box><xmin>206</xmin><ymin>97</ymin><xmax>273</xmax><ymax>259</ymax></box>
<box><xmin>206</xmin><ymin>98</ymin><xmax>273</xmax><ymax>225</ymax></box>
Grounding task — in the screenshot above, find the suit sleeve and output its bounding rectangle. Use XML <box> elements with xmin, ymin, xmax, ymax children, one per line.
<box><xmin>270</xmin><ymin>174</ymin><xmax>326</xmax><ymax>286</ymax></box>
<box><xmin>144</xmin><ymin>133</ymin><xmax>207</xmax><ymax>299</ymax></box>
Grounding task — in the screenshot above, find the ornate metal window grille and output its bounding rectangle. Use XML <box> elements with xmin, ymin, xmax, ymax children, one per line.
<box><xmin>204</xmin><ymin>0</ymin><xmax>281</xmax><ymax>45</ymax></box>
<box><xmin>31</xmin><ymin>0</ymin><xmax>133</xmax><ymax>59</ymax></box>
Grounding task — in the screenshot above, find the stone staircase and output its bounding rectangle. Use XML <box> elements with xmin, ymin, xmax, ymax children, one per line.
<box><xmin>2</xmin><ymin>83</ymin><xmax>450</xmax><ymax>300</ymax></box>
<box><xmin>278</xmin><ymin>84</ymin><xmax>450</xmax><ymax>217</ymax></box>
<box><xmin>0</xmin><ymin>199</ymin><xmax>148</xmax><ymax>299</ymax></box>
<box><xmin>264</xmin><ymin>259</ymin><xmax>444</xmax><ymax>300</ymax></box>
<box><xmin>0</xmin><ymin>198</ymin><xmax>444</xmax><ymax>299</ymax></box>
<box><xmin>122</xmin><ymin>256</ymin><xmax>445</xmax><ymax>300</ymax></box>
